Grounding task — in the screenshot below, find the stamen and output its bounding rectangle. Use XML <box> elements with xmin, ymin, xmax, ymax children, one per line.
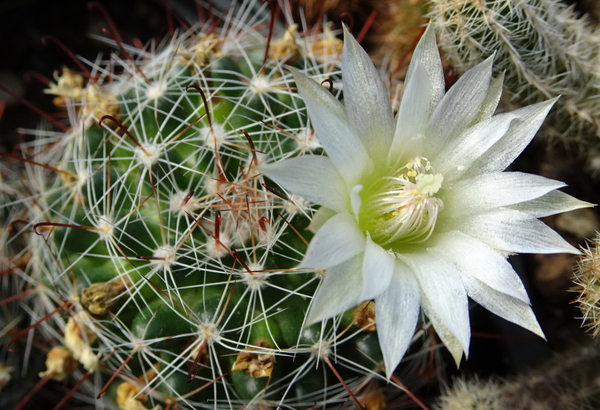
<box><xmin>363</xmin><ymin>157</ymin><xmax>444</xmax><ymax>246</ymax></box>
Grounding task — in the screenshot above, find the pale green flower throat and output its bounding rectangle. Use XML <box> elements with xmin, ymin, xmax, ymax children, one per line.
<box><xmin>361</xmin><ymin>156</ymin><xmax>444</xmax><ymax>247</ymax></box>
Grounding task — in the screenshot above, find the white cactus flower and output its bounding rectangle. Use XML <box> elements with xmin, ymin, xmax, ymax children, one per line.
<box><xmin>259</xmin><ymin>24</ymin><xmax>591</xmax><ymax>378</ymax></box>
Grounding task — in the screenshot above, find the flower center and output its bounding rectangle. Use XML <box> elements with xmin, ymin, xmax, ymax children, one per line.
<box><xmin>362</xmin><ymin>156</ymin><xmax>444</xmax><ymax>246</ymax></box>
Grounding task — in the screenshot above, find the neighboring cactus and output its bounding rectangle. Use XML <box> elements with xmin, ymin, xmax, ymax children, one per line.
<box><xmin>428</xmin><ymin>0</ymin><xmax>600</xmax><ymax>144</ymax></box>
<box><xmin>0</xmin><ymin>1</ymin><xmax>425</xmax><ymax>409</ymax></box>
<box><xmin>573</xmin><ymin>232</ymin><xmax>600</xmax><ymax>337</ymax></box>
<box><xmin>436</xmin><ymin>345</ymin><xmax>600</xmax><ymax>410</ymax></box>
<box><xmin>367</xmin><ymin>0</ymin><xmax>429</xmax><ymax>77</ymax></box>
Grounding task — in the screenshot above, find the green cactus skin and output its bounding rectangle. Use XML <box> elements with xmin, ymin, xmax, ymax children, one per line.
<box><xmin>0</xmin><ymin>1</ymin><xmax>427</xmax><ymax>409</ymax></box>
<box><xmin>428</xmin><ymin>0</ymin><xmax>600</xmax><ymax>144</ymax></box>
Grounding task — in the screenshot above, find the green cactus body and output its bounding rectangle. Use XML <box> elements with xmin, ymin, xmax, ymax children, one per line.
<box><xmin>0</xmin><ymin>1</ymin><xmax>422</xmax><ymax>408</ymax></box>
<box><xmin>428</xmin><ymin>0</ymin><xmax>600</xmax><ymax>143</ymax></box>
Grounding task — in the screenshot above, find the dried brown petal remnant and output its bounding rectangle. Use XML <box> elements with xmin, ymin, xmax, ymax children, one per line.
<box><xmin>44</xmin><ymin>67</ymin><xmax>119</xmax><ymax>119</ymax></box>
<box><xmin>232</xmin><ymin>342</ymin><xmax>275</xmax><ymax>378</ymax></box>
<box><xmin>65</xmin><ymin>312</ymin><xmax>99</xmax><ymax>372</ymax></box>
<box><xmin>39</xmin><ymin>346</ymin><xmax>79</xmax><ymax>381</ymax></box>
<box><xmin>269</xmin><ymin>25</ymin><xmax>301</xmax><ymax>64</ymax></box>
<box><xmin>82</xmin><ymin>276</ymin><xmax>132</xmax><ymax>315</ymax></box>
<box><xmin>310</xmin><ymin>22</ymin><xmax>343</xmax><ymax>64</ymax></box>
<box><xmin>116</xmin><ymin>365</ymin><xmax>162</xmax><ymax>410</ymax></box>
<box><xmin>0</xmin><ymin>363</ymin><xmax>14</xmax><ymax>390</ymax></box>
<box><xmin>177</xmin><ymin>33</ymin><xmax>220</xmax><ymax>71</ymax></box>
<box><xmin>353</xmin><ymin>301</ymin><xmax>376</xmax><ymax>331</ymax></box>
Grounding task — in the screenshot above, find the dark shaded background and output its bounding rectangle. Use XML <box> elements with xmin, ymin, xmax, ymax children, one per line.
<box><xmin>0</xmin><ymin>0</ymin><xmax>171</xmax><ymax>151</ymax></box>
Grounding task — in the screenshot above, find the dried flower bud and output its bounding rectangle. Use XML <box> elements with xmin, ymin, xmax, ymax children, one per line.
<box><xmin>81</xmin><ymin>276</ymin><xmax>132</xmax><ymax>315</ymax></box>
<box><xmin>232</xmin><ymin>342</ymin><xmax>275</xmax><ymax>378</ymax></box>
<box><xmin>353</xmin><ymin>301</ymin><xmax>377</xmax><ymax>331</ymax></box>
<box><xmin>65</xmin><ymin>312</ymin><xmax>98</xmax><ymax>372</ymax></box>
<box><xmin>39</xmin><ymin>346</ymin><xmax>79</xmax><ymax>381</ymax></box>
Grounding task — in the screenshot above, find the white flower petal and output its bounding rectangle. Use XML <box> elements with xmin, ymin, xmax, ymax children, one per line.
<box><xmin>308</xmin><ymin>207</ymin><xmax>336</xmax><ymax>233</ymax></box>
<box><xmin>259</xmin><ymin>156</ymin><xmax>348</xmax><ymax>213</ymax></box>
<box><xmin>433</xmin><ymin>231</ymin><xmax>529</xmax><ymax>303</ymax></box>
<box><xmin>291</xmin><ymin>68</ymin><xmax>372</xmax><ymax>186</ymax></box>
<box><xmin>360</xmin><ymin>235</ymin><xmax>395</xmax><ymax>301</ymax></box>
<box><xmin>461</xmin><ymin>276</ymin><xmax>545</xmax><ymax>339</ymax></box>
<box><xmin>300</xmin><ymin>212</ymin><xmax>366</xmax><ymax>269</ymax></box>
<box><xmin>475</xmin><ymin>72</ymin><xmax>504</xmax><ymax>122</ymax></box>
<box><xmin>469</xmin><ymin>98</ymin><xmax>558</xmax><ymax>174</ymax></box>
<box><xmin>444</xmin><ymin>172</ymin><xmax>566</xmax><ymax>215</ymax></box>
<box><xmin>306</xmin><ymin>254</ymin><xmax>363</xmax><ymax>325</ymax></box>
<box><xmin>406</xmin><ymin>24</ymin><xmax>445</xmax><ymax>113</ymax></box>
<box><xmin>390</xmin><ymin>60</ymin><xmax>431</xmax><ymax>163</ymax></box>
<box><xmin>398</xmin><ymin>252</ymin><xmax>470</xmax><ymax>355</ymax></box>
<box><xmin>420</xmin><ymin>293</ymin><xmax>466</xmax><ymax>365</ymax></box>
<box><xmin>506</xmin><ymin>190</ymin><xmax>594</xmax><ymax>218</ymax></box>
<box><xmin>454</xmin><ymin>209</ymin><xmax>580</xmax><ymax>254</ymax></box>
<box><xmin>289</xmin><ymin>66</ymin><xmax>347</xmax><ymax>120</ymax></box>
<box><xmin>423</xmin><ymin>56</ymin><xmax>494</xmax><ymax>157</ymax></box>
<box><xmin>375</xmin><ymin>259</ymin><xmax>421</xmax><ymax>379</ymax></box>
<box><xmin>433</xmin><ymin>112</ymin><xmax>516</xmax><ymax>180</ymax></box>
<box><xmin>342</xmin><ymin>26</ymin><xmax>394</xmax><ymax>159</ymax></box>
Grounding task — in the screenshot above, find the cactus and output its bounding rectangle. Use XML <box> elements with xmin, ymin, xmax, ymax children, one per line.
<box><xmin>572</xmin><ymin>232</ymin><xmax>600</xmax><ymax>338</ymax></box>
<box><xmin>0</xmin><ymin>1</ymin><xmax>428</xmax><ymax>409</ymax></box>
<box><xmin>436</xmin><ymin>345</ymin><xmax>600</xmax><ymax>410</ymax></box>
<box><xmin>428</xmin><ymin>0</ymin><xmax>600</xmax><ymax>144</ymax></box>
<box><xmin>366</xmin><ymin>0</ymin><xmax>429</xmax><ymax>77</ymax></box>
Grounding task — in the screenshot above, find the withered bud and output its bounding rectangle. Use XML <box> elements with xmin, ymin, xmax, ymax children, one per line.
<box><xmin>311</xmin><ymin>22</ymin><xmax>343</xmax><ymax>62</ymax></box>
<box><xmin>232</xmin><ymin>342</ymin><xmax>275</xmax><ymax>378</ymax></box>
<box><xmin>39</xmin><ymin>346</ymin><xmax>79</xmax><ymax>381</ymax></box>
<box><xmin>82</xmin><ymin>276</ymin><xmax>132</xmax><ymax>315</ymax></box>
<box><xmin>178</xmin><ymin>33</ymin><xmax>220</xmax><ymax>70</ymax></box>
<box><xmin>116</xmin><ymin>365</ymin><xmax>161</xmax><ymax>410</ymax></box>
<box><xmin>269</xmin><ymin>24</ymin><xmax>301</xmax><ymax>64</ymax></box>
<box><xmin>353</xmin><ymin>301</ymin><xmax>377</xmax><ymax>331</ymax></box>
<box><xmin>65</xmin><ymin>312</ymin><xmax>99</xmax><ymax>372</ymax></box>
<box><xmin>0</xmin><ymin>363</ymin><xmax>13</xmax><ymax>390</ymax></box>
